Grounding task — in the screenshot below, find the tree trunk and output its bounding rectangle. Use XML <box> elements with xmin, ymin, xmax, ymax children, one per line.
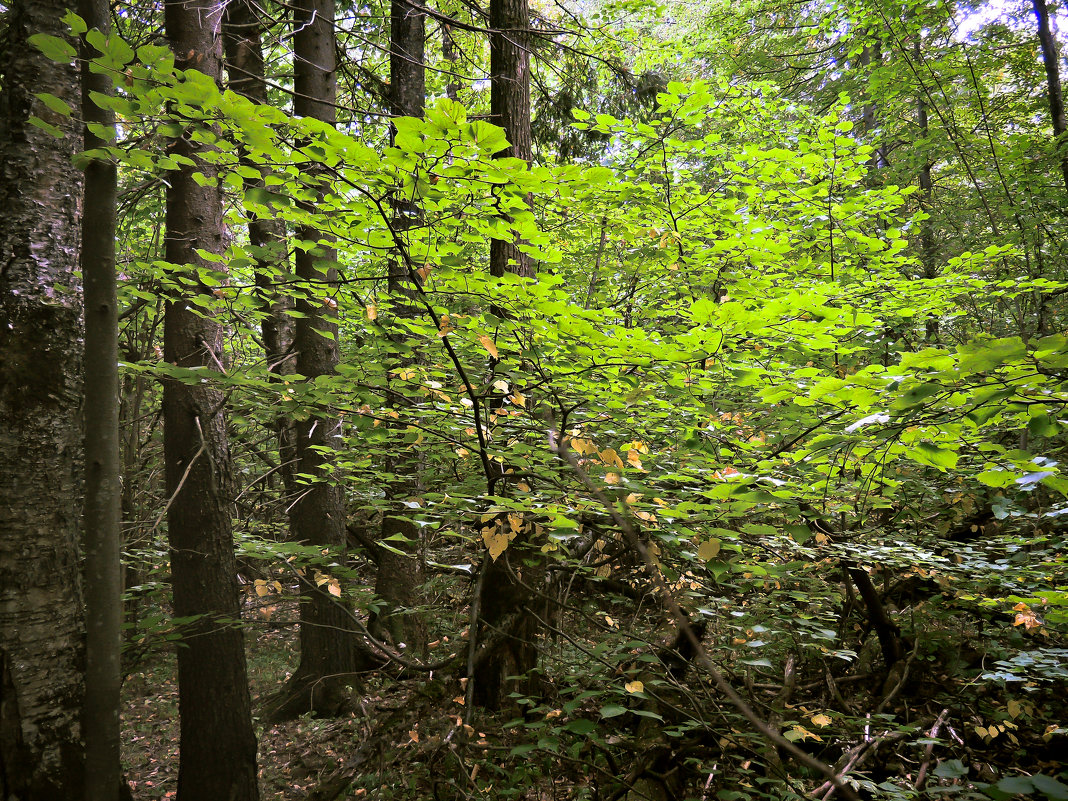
<box><xmin>162</xmin><ymin>3</ymin><xmax>260</xmax><ymax>798</ymax></box>
<box><xmin>1031</xmin><ymin>0</ymin><xmax>1068</xmax><ymax>193</ymax></box>
<box><xmin>79</xmin><ymin>0</ymin><xmax>123</xmax><ymax>797</ymax></box>
<box><xmin>369</xmin><ymin>0</ymin><xmax>429</xmax><ymax>657</ymax></box>
<box><xmin>914</xmin><ymin>35</ymin><xmax>938</xmax><ymax>344</ymax></box>
<box><xmin>489</xmin><ymin>0</ymin><xmax>534</xmax><ymax>279</ymax></box>
<box><xmin>471</xmin><ymin>0</ymin><xmax>543</xmax><ymax>710</ymax></box>
<box><xmin>272</xmin><ymin>0</ymin><xmax>362</xmax><ymax>720</ymax></box>
<box><xmin>0</xmin><ymin>0</ymin><xmax>86</xmax><ymax>795</ymax></box>
<box><xmin>223</xmin><ymin>0</ymin><xmax>298</xmax><ymax>500</ymax></box>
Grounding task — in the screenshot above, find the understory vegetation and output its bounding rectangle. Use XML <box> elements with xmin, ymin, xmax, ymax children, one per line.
<box><xmin>4</xmin><ymin>0</ymin><xmax>1068</xmax><ymax>796</ymax></box>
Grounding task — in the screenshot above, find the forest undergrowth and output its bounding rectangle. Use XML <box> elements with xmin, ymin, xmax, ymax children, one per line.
<box><xmin>120</xmin><ymin>525</ymin><xmax>1068</xmax><ymax>801</ymax></box>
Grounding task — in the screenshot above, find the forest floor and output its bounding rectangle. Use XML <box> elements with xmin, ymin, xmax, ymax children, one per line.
<box><xmin>121</xmin><ymin>603</ymin><xmax>509</xmax><ymax>801</ymax></box>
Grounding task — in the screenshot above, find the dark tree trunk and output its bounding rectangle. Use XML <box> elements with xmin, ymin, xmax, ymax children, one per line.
<box><xmin>79</xmin><ymin>0</ymin><xmax>123</xmax><ymax>797</ymax></box>
<box><xmin>162</xmin><ymin>3</ymin><xmax>260</xmax><ymax>798</ymax></box>
<box><xmin>0</xmin><ymin>0</ymin><xmax>86</xmax><ymax>795</ymax></box>
<box><xmin>368</xmin><ymin>0</ymin><xmax>429</xmax><ymax>657</ymax></box>
<box><xmin>914</xmin><ymin>36</ymin><xmax>938</xmax><ymax>344</ymax></box>
<box><xmin>272</xmin><ymin>0</ymin><xmax>362</xmax><ymax>720</ymax></box>
<box><xmin>489</xmin><ymin>0</ymin><xmax>534</xmax><ymax>279</ymax></box>
<box><xmin>472</xmin><ymin>0</ymin><xmax>543</xmax><ymax>709</ymax></box>
<box><xmin>223</xmin><ymin>0</ymin><xmax>298</xmax><ymax>500</ymax></box>
<box><xmin>1031</xmin><ymin>0</ymin><xmax>1068</xmax><ymax>192</ymax></box>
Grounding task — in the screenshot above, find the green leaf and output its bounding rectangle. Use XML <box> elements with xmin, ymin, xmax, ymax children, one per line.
<box><xmin>34</xmin><ymin>93</ymin><xmax>73</xmax><ymax>117</ymax></box>
<box><xmin>994</xmin><ymin>777</ymin><xmax>1033</xmax><ymax>795</ymax></box>
<box><xmin>909</xmin><ymin>441</ymin><xmax>958</xmax><ymax>471</ymax></box>
<box><xmin>27</xmin><ymin>117</ymin><xmax>66</xmax><ymax>138</ymax></box>
<box><xmin>29</xmin><ymin>33</ymin><xmax>76</xmax><ymax>63</ymax></box>
<box><xmin>599</xmin><ymin>704</ymin><xmax>626</xmax><ymax>718</ymax></box>
<box><xmin>563</xmin><ymin>718</ymin><xmax>598</xmax><ymax>735</ymax></box>
<box><xmin>933</xmin><ymin>760</ymin><xmax>967</xmax><ymax>779</ymax></box>
<box><xmin>1032</xmin><ymin>775</ymin><xmax>1068</xmax><ymax>800</ymax></box>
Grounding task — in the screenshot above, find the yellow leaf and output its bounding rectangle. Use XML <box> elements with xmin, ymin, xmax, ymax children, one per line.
<box><xmin>508</xmin><ymin>513</ymin><xmax>525</xmax><ymax>534</ymax></box>
<box><xmin>810</xmin><ymin>713</ymin><xmax>832</xmax><ymax>727</ymax></box>
<box><xmin>627</xmin><ymin>450</ymin><xmax>644</xmax><ymax>469</ymax></box>
<box><xmin>975</xmin><ymin>726</ymin><xmax>988</xmax><ymax>738</ymax></box>
<box><xmin>482</xmin><ymin>523</ymin><xmax>515</xmax><ymax>561</ymax></box>
<box><xmin>479</xmin><ymin>335</ymin><xmax>499</xmax><ymax>359</ymax></box>
<box><xmin>605</xmin><ymin>472</ymin><xmax>621</xmax><ymax>484</ymax></box>
<box><xmin>545</xmin><ymin>709</ymin><xmax>562</xmax><ymax>719</ymax></box>
<box><xmin>789</xmin><ymin>725</ymin><xmax>822</xmax><ymax>742</ymax></box>
<box><xmin>1007</xmin><ymin>699</ymin><xmax>1022</xmax><ymax>719</ymax></box>
<box><xmin>327</xmin><ymin>580</ymin><xmax>342</xmax><ymax>597</ymax></box>
<box><xmin>600</xmin><ymin>448</ymin><xmax>624</xmax><ymax>469</ymax></box>
<box><xmin>493</xmin><ymin>379</ymin><xmax>509</xmax><ymax>393</ymax></box>
<box><xmin>409</xmin><ymin>730</ymin><xmax>420</xmax><ymax>742</ymax></box>
<box><xmin>254</xmin><ymin>581</ymin><xmax>270</xmax><ymax>598</ymax></box>
<box><xmin>366</xmin><ymin>304</ymin><xmax>377</xmax><ymax>321</ymax></box>
<box><xmin>625</xmin><ymin>680</ymin><xmax>644</xmax><ymax>694</ymax></box>
<box><xmin>697</xmin><ymin>539</ymin><xmax>721</xmax><ymax>560</ymax></box>
<box><xmin>508</xmin><ymin>392</ymin><xmax>526</xmax><ymax>408</ymax></box>
<box><xmin>453</xmin><ymin>696</ymin><xmax>466</xmax><ymax>705</ymax></box>
<box><xmin>517</xmin><ymin>481</ymin><xmax>531</xmax><ymax>492</ymax></box>
<box><xmin>605</xmin><ymin>615</ymin><xmax>617</xmax><ymax>628</ymax></box>
<box><xmin>570</xmin><ymin>437</ymin><xmax>596</xmax><ymax>455</ymax></box>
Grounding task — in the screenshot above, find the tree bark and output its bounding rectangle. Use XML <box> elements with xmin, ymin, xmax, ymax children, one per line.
<box><xmin>368</xmin><ymin>0</ymin><xmax>429</xmax><ymax>657</ymax></box>
<box><xmin>223</xmin><ymin>0</ymin><xmax>298</xmax><ymax>500</ymax></box>
<box><xmin>272</xmin><ymin>0</ymin><xmax>362</xmax><ymax>719</ymax></box>
<box><xmin>162</xmin><ymin>2</ymin><xmax>260</xmax><ymax>797</ymax></box>
<box><xmin>914</xmin><ymin>35</ymin><xmax>938</xmax><ymax>344</ymax></box>
<box><xmin>1031</xmin><ymin>0</ymin><xmax>1068</xmax><ymax>193</ymax></box>
<box><xmin>0</xmin><ymin>0</ymin><xmax>86</xmax><ymax>795</ymax></box>
<box><xmin>489</xmin><ymin>0</ymin><xmax>534</xmax><ymax>279</ymax></box>
<box><xmin>471</xmin><ymin>0</ymin><xmax>543</xmax><ymax>710</ymax></box>
<box><xmin>79</xmin><ymin>0</ymin><xmax>123</xmax><ymax>797</ymax></box>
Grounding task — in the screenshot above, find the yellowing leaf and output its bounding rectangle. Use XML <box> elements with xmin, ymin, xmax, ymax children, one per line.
<box><xmin>482</xmin><ymin>523</ymin><xmax>515</xmax><ymax>561</ymax></box>
<box><xmin>570</xmin><ymin>437</ymin><xmax>597</xmax><ymax>455</ymax></box>
<box><xmin>625</xmin><ymin>680</ymin><xmax>644</xmax><ymax>694</ymax></box>
<box><xmin>479</xmin><ymin>335</ymin><xmax>499</xmax><ymax>359</ymax></box>
<box><xmin>788</xmin><ymin>725</ymin><xmax>822</xmax><ymax>742</ymax></box>
<box><xmin>1014</xmin><ymin>608</ymin><xmax>1042</xmax><ymax>630</ymax></box>
<box><xmin>697</xmin><ymin>539</ymin><xmax>721</xmax><ymax>560</ymax></box>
